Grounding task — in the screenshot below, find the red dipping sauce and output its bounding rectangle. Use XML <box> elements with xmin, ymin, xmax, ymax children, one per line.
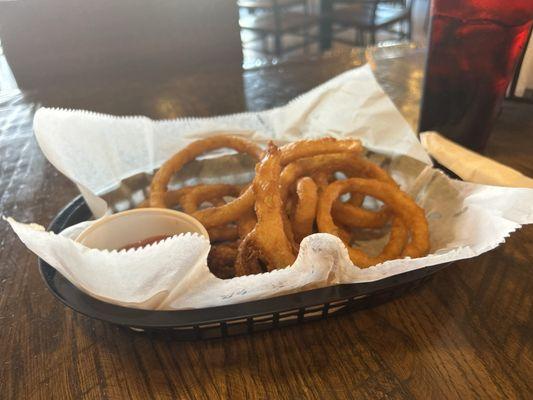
<box><xmin>120</xmin><ymin>234</ymin><xmax>173</xmax><ymax>251</ymax></box>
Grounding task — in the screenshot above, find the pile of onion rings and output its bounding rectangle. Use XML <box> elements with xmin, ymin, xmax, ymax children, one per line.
<box><xmin>143</xmin><ymin>135</ymin><xmax>430</xmax><ymax>278</ymax></box>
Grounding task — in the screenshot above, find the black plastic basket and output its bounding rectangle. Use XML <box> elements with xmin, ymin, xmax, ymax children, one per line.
<box><xmin>39</xmin><ymin>196</ymin><xmax>452</xmax><ymax>340</ymax></box>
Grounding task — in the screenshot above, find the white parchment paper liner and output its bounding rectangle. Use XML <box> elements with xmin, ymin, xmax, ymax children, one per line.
<box><xmin>6</xmin><ymin>64</ymin><xmax>533</xmax><ymax>310</ymax></box>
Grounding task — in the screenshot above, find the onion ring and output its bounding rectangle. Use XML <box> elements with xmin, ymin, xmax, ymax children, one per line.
<box><xmin>332</xmin><ymin>201</ymin><xmax>391</xmax><ymax>229</ymax></box>
<box><xmin>279</xmin><ymin>138</ymin><xmax>362</xmax><ymax>164</ymax></box>
<box><xmin>280</xmin><ymin>153</ymin><xmax>395</xmax><ymax>228</ymax></box>
<box><xmin>285</xmin><ymin>191</ymin><xmax>296</xmax><ymax>215</ymax></box>
<box><xmin>150</xmin><ymin>135</ymin><xmax>263</xmax><ymax>208</ymax></box>
<box><xmin>251</xmin><ymin>143</ymin><xmax>296</xmax><ymax>269</ymax></box>
<box><xmin>180</xmin><ymin>184</ymin><xmax>241</xmax><ymax>214</ymax></box>
<box><xmin>312</xmin><ymin>172</ymin><xmax>332</xmax><ymax>193</ymax></box>
<box><xmin>208</xmin><ymin>243</ymin><xmax>238</xmax><ymax>279</ymax></box>
<box><xmin>234</xmin><ymin>234</ymin><xmax>263</xmax><ymax>276</ymax></box>
<box><xmin>313</xmin><ymin>172</ymin><xmax>363</xmax><ymax>208</ymax></box>
<box><xmin>210</xmin><ymin>198</ymin><xmax>227</xmax><ymax>207</ymax></box>
<box><xmin>317</xmin><ymin>178</ymin><xmax>429</xmax><ymax>267</ymax></box>
<box><xmin>238</xmin><ymin>143</ymin><xmax>296</xmax><ymax>271</ymax></box>
<box><xmin>347</xmin><ymin>193</ymin><xmax>365</xmax><ymax>208</ymax></box>
<box><xmin>235</xmin><ymin>184</ymin><xmax>257</xmax><ymax>239</ymax></box>
<box><xmin>237</xmin><ymin>209</ymin><xmax>256</xmax><ymax>239</ymax></box>
<box><xmin>137</xmin><ymin>185</ymin><xmax>199</xmax><ymax>209</ymax></box>
<box><xmin>291</xmin><ymin>177</ymin><xmax>318</xmax><ymax>243</ymax></box>
<box><xmin>193</xmin><ymin>138</ymin><xmax>362</xmax><ymax>228</ymax></box>
<box><xmin>208</xmin><ymin>225</ymin><xmax>239</xmax><ymax>242</ymax></box>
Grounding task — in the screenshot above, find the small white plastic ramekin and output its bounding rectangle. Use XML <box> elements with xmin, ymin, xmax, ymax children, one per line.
<box><xmin>76</xmin><ymin>208</ymin><xmax>209</xmax><ymax>251</ymax></box>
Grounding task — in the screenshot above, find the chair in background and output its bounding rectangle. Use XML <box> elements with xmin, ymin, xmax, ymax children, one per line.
<box><xmin>238</xmin><ymin>0</ymin><xmax>319</xmax><ymax>56</ymax></box>
<box><xmin>326</xmin><ymin>0</ymin><xmax>414</xmax><ymax>47</ymax></box>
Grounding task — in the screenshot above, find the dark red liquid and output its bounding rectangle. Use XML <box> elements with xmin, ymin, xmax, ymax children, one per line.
<box><xmin>419</xmin><ymin>0</ymin><xmax>533</xmax><ymax>152</ymax></box>
<box><xmin>121</xmin><ymin>234</ymin><xmax>173</xmax><ymax>251</ymax></box>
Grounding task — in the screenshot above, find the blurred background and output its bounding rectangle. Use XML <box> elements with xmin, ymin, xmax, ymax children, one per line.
<box><xmin>0</xmin><ymin>0</ymin><xmax>429</xmax><ymax>90</ymax></box>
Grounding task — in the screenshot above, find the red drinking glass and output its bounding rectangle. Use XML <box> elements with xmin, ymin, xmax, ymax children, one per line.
<box><xmin>419</xmin><ymin>0</ymin><xmax>533</xmax><ymax>152</ymax></box>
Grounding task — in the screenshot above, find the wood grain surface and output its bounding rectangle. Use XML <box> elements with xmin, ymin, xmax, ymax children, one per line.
<box><xmin>1</xmin><ymin>48</ymin><xmax>532</xmax><ymax>400</ymax></box>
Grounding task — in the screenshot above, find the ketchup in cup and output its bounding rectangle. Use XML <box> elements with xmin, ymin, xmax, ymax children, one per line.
<box><xmin>120</xmin><ymin>234</ymin><xmax>174</xmax><ymax>251</ymax></box>
<box><xmin>419</xmin><ymin>0</ymin><xmax>533</xmax><ymax>152</ymax></box>
<box><xmin>75</xmin><ymin>208</ymin><xmax>209</xmax><ymax>252</ymax></box>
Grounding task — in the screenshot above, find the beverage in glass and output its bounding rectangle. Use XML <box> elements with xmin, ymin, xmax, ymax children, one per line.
<box><xmin>419</xmin><ymin>0</ymin><xmax>533</xmax><ymax>152</ymax></box>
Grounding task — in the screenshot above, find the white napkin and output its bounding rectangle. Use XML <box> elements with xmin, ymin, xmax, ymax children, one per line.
<box><xmin>6</xmin><ymin>64</ymin><xmax>533</xmax><ymax>310</ymax></box>
<box><xmin>421</xmin><ymin>132</ymin><xmax>533</xmax><ymax>188</ymax></box>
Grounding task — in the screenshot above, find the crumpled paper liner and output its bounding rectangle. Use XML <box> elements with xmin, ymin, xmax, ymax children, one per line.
<box><xmin>6</xmin><ymin>64</ymin><xmax>533</xmax><ymax>310</ymax></box>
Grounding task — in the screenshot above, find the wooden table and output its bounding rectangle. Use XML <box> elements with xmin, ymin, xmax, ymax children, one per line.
<box><xmin>1</xmin><ymin>46</ymin><xmax>532</xmax><ymax>399</ymax></box>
